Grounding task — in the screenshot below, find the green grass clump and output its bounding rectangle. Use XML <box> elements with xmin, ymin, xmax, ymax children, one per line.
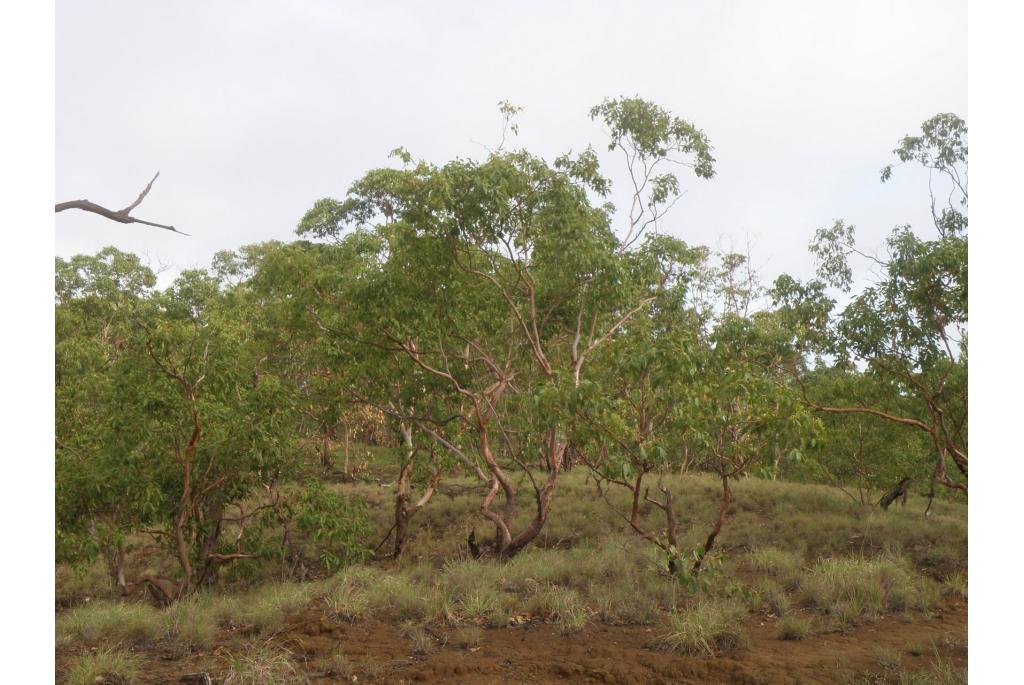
<box><xmin>230</xmin><ymin>583</ymin><xmax>318</xmax><ymax>635</ymax></box>
<box><xmin>66</xmin><ymin>645</ymin><xmax>140</xmax><ymax>685</ymax></box>
<box><xmin>776</xmin><ymin>615</ymin><xmax>812</xmax><ymax>640</ymax></box>
<box><xmin>799</xmin><ymin>555</ymin><xmax>939</xmax><ymax>628</ymax></box>
<box><xmin>222</xmin><ymin>643</ymin><xmax>302</xmax><ymax>685</ymax></box>
<box><xmin>57</xmin><ymin>601</ymin><xmax>161</xmax><ymax>646</ymax></box>
<box><xmin>317</xmin><ymin>653</ymin><xmax>355</xmax><ymax>679</ymax></box>
<box><xmin>942</xmin><ymin>572</ymin><xmax>967</xmax><ymax>599</ymax></box>
<box><xmin>754</xmin><ymin>579</ymin><xmax>790</xmax><ymax>616</ymax></box>
<box><xmin>160</xmin><ymin>596</ymin><xmax>219</xmax><ymax>650</ymax></box>
<box><xmin>659</xmin><ymin>599</ymin><xmax>749</xmax><ymax>656</ymax></box>
<box><xmin>56</xmin><ymin>559</ymin><xmax>116</xmax><ymax>607</ymax></box>
<box><xmin>450</xmin><ymin>625</ymin><xmax>484</xmax><ymax>649</ymax></box>
<box><xmin>402</xmin><ymin>623</ymin><xmax>435</xmax><ymax>655</ymax></box>
<box><xmin>749</xmin><ymin>547</ymin><xmax>803</xmax><ymax>578</ymax></box>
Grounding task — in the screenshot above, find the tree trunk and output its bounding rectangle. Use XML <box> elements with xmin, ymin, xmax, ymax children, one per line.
<box><xmin>693</xmin><ymin>474</ymin><xmax>731</xmax><ymax>573</ymax></box>
<box><xmin>321</xmin><ymin>423</ymin><xmax>334</xmax><ymax>470</ymax></box>
<box><xmin>501</xmin><ymin>429</ymin><xmax>566</xmax><ymax>558</ymax></box>
<box><xmin>391</xmin><ymin>428</ymin><xmax>442</xmax><ymax>558</ymax></box>
<box><xmin>393</xmin><ymin>461</ymin><xmax>413</xmax><ymax>558</ymax></box>
<box><xmin>342</xmin><ymin>422</ymin><xmax>351</xmax><ymax>478</ymax></box>
<box><xmin>662</xmin><ymin>487</ymin><xmax>679</xmax><ymax>575</ymax></box>
<box><xmin>878</xmin><ymin>477</ymin><xmax>912</xmax><ymax>511</ymax></box>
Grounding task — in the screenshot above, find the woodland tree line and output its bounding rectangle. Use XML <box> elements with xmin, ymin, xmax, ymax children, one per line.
<box><xmin>56</xmin><ymin>99</ymin><xmax>967</xmax><ymax>602</ymax></box>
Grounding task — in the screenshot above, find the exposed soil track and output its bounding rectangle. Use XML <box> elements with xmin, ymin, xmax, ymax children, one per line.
<box><xmin>61</xmin><ymin>600</ymin><xmax>966</xmax><ymax>684</ymax></box>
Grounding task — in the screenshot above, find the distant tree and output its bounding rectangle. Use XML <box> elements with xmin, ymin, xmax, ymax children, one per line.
<box><xmin>772</xmin><ymin>113</ymin><xmax>967</xmax><ymax>510</ymax></box>
<box><xmin>56</xmin><ymin>249</ymin><xmax>370</xmax><ymax>601</ymax></box>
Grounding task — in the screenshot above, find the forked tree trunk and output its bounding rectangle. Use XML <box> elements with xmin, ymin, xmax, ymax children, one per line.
<box><xmin>693</xmin><ymin>474</ymin><xmax>731</xmax><ymax>573</ymax></box>
<box><xmin>476</xmin><ymin>423</ymin><xmax>565</xmax><ymax>559</ymax></box>
<box><xmin>390</xmin><ymin>425</ymin><xmax>442</xmax><ymax>558</ymax></box>
<box><xmin>500</xmin><ymin>429</ymin><xmax>566</xmax><ymax>558</ymax></box>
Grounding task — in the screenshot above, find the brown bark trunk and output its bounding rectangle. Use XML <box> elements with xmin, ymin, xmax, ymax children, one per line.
<box><xmin>477</xmin><ymin>422</ymin><xmax>515</xmax><ymax>554</ymax></box>
<box><xmin>879</xmin><ymin>477</ymin><xmax>912</xmax><ymax>510</ymax></box>
<box><xmin>662</xmin><ymin>487</ymin><xmax>679</xmax><ymax>574</ymax></box>
<box><xmin>391</xmin><ymin>428</ymin><xmax>442</xmax><ymax>558</ymax></box>
<box><xmin>321</xmin><ymin>423</ymin><xmax>334</xmax><ymax>470</ymax></box>
<box><xmin>502</xmin><ymin>429</ymin><xmax>566</xmax><ymax>558</ymax></box>
<box><xmin>342</xmin><ymin>423</ymin><xmax>351</xmax><ymax>478</ymax></box>
<box><xmin>393</xmin><ymin>461</ymin><xmax>413</xmax><ymax>558</ymax></box>
<box><xmin>693</xmin><ymin>474</ymin><xmax>731</xmax><ymax>573</ymax></box>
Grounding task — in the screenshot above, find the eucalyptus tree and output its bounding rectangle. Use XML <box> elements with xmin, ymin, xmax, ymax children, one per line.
<box><xmin>571</xmin><ymin>237</ymin><xmax>708</xmax><ymax>574</ymax></box>
<box><xmin>687</xmin><ymin>311</ymin><xmax>817</xmax><ymax>571</ymax></box>
<box><xmin>57</xmin><ymin>250</ymin><xmax>316</xmax><ymax>600</ymax></box>
<box><xmin>298</xmin><ymin>98</ymin><xmax>715</xmax><ymax>558</ymax></box>
<box><xmin>772</xmin><ymin>113</ymin><xmax>967</xmax><ymax>508</ymax></box>
<box><xmin>230</xmin><ymin>234</ymin><xmax>478</xmax><ymax>557</ymax></box>
<box><xmin>785</xmin><ymin>366</ymin><xmax>935</xmax><ymax>503</ymax></box>
<box><xmin>56</xmin><ymin>248</ymin><xmax>159</xmax><ymax>592</ymax></box>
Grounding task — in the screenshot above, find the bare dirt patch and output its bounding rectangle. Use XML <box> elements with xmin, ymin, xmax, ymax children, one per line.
<box><xmin>57</xmin><ymin>599</ymin><xmax>965</xmax><ymax>684</ymax></box>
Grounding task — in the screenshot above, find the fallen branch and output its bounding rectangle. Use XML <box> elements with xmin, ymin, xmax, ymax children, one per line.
<box><xmin>55</xmin><ymin>172</ymin><xmax>188</xmax><ymax>235</ymax></box>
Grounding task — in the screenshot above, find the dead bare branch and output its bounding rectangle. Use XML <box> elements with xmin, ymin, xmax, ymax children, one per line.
<box><xmin>56</xmin><ymin>172</ymin><xmax>189</xmax><ymax>235</ymax></box>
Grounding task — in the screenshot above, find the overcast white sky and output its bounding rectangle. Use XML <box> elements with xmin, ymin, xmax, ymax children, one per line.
<box><xmin>55</xmin><ymin>0</ymin><xmax>966</xmax><ymax>287</ymax></box>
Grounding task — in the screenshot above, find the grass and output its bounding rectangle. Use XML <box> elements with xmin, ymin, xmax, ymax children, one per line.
<box><xmin>58</xmin><ymin>601</ymin><xmax>162</xmax><ymax>646</ymax></box>
<box><xmin>66</xmin><ymin>645</ymin><xmax>140</xmax><ymax>685</ymax></box>
<box><xmin>160</xmin><ymin>596</ymin><xmax>219</xmax><ymax>649</ymax></box>
<box><xmin>450</xmin><ymin>625</ymin><xmax>484</xmax><ymax>649</ymax></box>
<box><xmin>875</xmin><ymin>645</ymin><xmax>904</xmax><ymax>670</ymax></box>
<box><xmin>942</xmin><ymin>572</ymin><xmax>967</xmax><ymax>599</ymax></box>
<box><xmin>754</xmin><ymin>579</ymin><xmax>791</xmax><ymax>616</ymax></box>
<box><xmin>749</xmin><ymin>547</ymin><xmax>803</xmax><ymax>578</ymax></box>
<box><xmin>55</xmin><ymin>470</ymin><xmax>966</xmax><ymax>678</ymax></box>
<box><xmin>659</xmin><ymin>598</ymin><xmax>749</xmax><ymax>656</ymax></box>
<box><xmin>776</xmin><ymin>615</ymin><xmax>812</xmax><ymax>640</ymax></box>
<box><xmin>843</xmin><ymin>647</ymin><xmax>966</xmax><ymax>685</ymax></box>
<box><xmin>222</xmin><ymin>643</ymin><xmax>302</xmax><ymax>685</ymax></box>
<box><xmin>798</xmin><ymin>555</ymin><xmax>941</xmax><ymax>629</ymax></box>
<box><xmin>403</xmin><ymin>623</ymin><xmax>435</xmax><ymax>655</ymax></box>
<box><xmin>316</xmin><ymin>653</ymin><xmax>354</xmax><ymax>679</ymax></box>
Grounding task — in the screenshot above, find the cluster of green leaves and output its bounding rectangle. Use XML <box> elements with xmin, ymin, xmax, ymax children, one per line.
<box><xmin>772</xmin><ymin>113</ymin><xmax>967</xmax><ymax>498</ymax></box>
<box><xmin>55</xmin><ymin>102</ymin><xmax>968</xmax><ymax>594</ymax></box>
<box><xmin>56</xmin><ymin>247</ymin><xmax>368</xmax><ymax>591</ymax></box>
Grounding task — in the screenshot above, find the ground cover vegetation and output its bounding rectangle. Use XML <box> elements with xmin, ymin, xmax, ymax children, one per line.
<box><xmin>56</xmin><ymin>99</ymin><xmax>967</xmax><ymax>683</ymax></box>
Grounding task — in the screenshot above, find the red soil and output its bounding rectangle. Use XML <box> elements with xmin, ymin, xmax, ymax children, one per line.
<box><xmin>59</xmin><ymin>600</ymin><xmax>966</xmax><ymax>684</ymax></box>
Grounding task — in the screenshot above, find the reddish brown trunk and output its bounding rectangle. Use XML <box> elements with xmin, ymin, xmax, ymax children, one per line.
<box><xmin>693</xmin><ymin>474</ymin><xmax>731</xmax><ymax>573</ymax></box>
<box><xmin>393</xmin><ymin>460</ymin><xmax>413</xmax><ymax>558</ymax></box>
<box><xmin>502</xmin><ymin>429</ymin><xmax>566</xmax><ymax>558</ymax></box>
<box><xmin>342</xmin><ymin>423</ymin><xmax>351</xmax><ymax>477</ymax></box>
<box><xmin>321</xmin><ymin>423</ymin><xmax>334</xmax><ymax>470</ymax></box>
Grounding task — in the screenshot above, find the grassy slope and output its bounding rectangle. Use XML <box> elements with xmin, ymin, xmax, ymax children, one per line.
<box><xmin>56</xmin><ymin>470</ymin><xmax>967</xmax><ymax>684</ymax></box>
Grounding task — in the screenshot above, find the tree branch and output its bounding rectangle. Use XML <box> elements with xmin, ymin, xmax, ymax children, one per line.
<box><xmin>56</xmin><ymin>172</ymin><xmax>188</xmax><ymax>235</ymax></box>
